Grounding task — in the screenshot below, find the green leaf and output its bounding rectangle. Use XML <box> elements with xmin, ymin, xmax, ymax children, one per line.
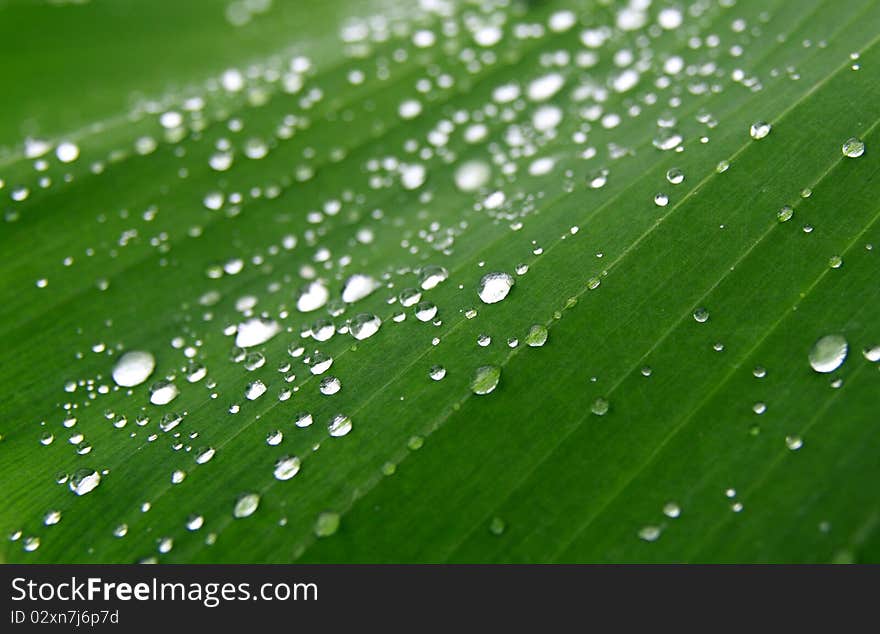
<box><xmin>2</xmin><ymin>0</ymin><xmax>879</xmax><ymax>563</ymax></box>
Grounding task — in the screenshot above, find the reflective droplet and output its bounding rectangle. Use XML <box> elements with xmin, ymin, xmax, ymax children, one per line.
<box><xmin>777</xmin><ymin>205</ymin><xmax>793</xmax><ymax>222</ymax></box>
<box><xmin>785</xmin><ymin>435</ymin><xmax>804</xmax><ymax>451</ymax></box>
<box><xmin>171</xmin><ymin>469</ymin><xmax>186</xmax><ymax>484</ymax></box>
<box><xmin>159</xmin><ymin>412</ymin><xmax>182</xmax><ymax>432</ymax></box>
<box><xmin>654</xmin><ymin>192</ymin><xmax>669</xmax><ymax>207</ymax></box>
<box><xmin>149</xmin><ymin>380</ymin><xmax>179</xmax><ymax>405</ymax></box>
<box><xmin>43</xmin><ymin>510</ymin><xmax>62</xmax><ymax>526</ymax></box>
<box><xmin>69</xmin><ymin>468</ymin><xmax>101</xmax><ymax>496</ymax></box>
<box><xmin>328</xmin><ymin>414</ymin><xmax>352</xmax><ymax>437</ymax></box>
<box><xmin>245</xmin><ymin>380</ymin><xmax>267</xmax><ymax>400</ymax></box>
<box><xmin>399</xmin><ymin>288</ymin><xmax>422</xmax><ymax>307</ymax></box>
<box><xmin>415</xmin><ymin>301</ymin><xmax>438</xmax><ymax>322</ymax></box>
<box><xmin>478</xmin><ymin>272</ymin><xmax>515</xmax><ymax>304</ymax></box>
<box><xmin>235</xmin><ymin>317</ymin><xmax>281</xmax><ymax>348</ymax></box>
<box><xmin>309</xmin><ymin>353</ymin><xmax>333</xmax><ymax>375</ymax></box>
<box><xmin>828</xmin><ymin>255</ymin><xmax>843</xmax><ymax>269</ymax></box>
<box><xmin>274</xmin><ymin>456</ymin><xmax>301</xmax><ymax>481</ymax></box>
<box><xmin>525</xmin><ymin>324</ymin><xmax>548</xmax><ymax>347</ymax></box>
<box><xmin>295</xmin><ymin>412</ymin><xmax>313</xmax><ymax>428</ymax></box>
<box><xmin>233</xmin><ymin>493</ymin><xmax>260</xmax><ymax>518</ymax></box>
<box><xmin>471</xmin><ymin>365</ymin><xmax>501</xmax><ymax>395</ymax></box>
<box><xmin>186</xmin><ymin>515</ymin><xmax>204</xmax><ymax>531</ymax></box>
<box><xmin>591</xmin><ymin>397</ymin><xmax>609</xmax><ymax>416</ymax></box>
<box><xmin>314</xmin><ymin>511</ymin><xmax>340</xmax><ymax>537</ymax></box>
<box><xmin>862</xmin><ymin>345</ymin><xmax>880</xmax><ymax>362</ymax></box>
<box><xmin>341</xmin><ymin>274</ymin><xmax>379</xmax><ymax>303</ymax></box>
<box><xmin>638</xmin><ymin>525</ymin><xmax>662</xmax><ymax>542</ymax></box>
<box><xmin>749</xmin><ymin>121</ymin><xmax>771</xmax><ymax>140</ymax></box>
<box><xmin>693</xmin><ymin>307</ymin><xmax>709</xmax><ymax>323</ymax></box>
<box><xmin>297</xmin><ymin>281</ymin><xmax>330</xmax><ymax>313</ymax></box>
<box><xmin>349</xmin><ymin>313</ymin><xmax>381</xmax><ymax>340</ymax></box>
<box><xmin>319</xmin><ymin>376</ymin><xmax>341</xmax><ymax>395</ymax></box>
<box><xmin>842</xmin><ymin>137</ymin><xmax>865</xmax><ymax>158</ymax></box>
<box><xmin>112</xmin><ymin>351</ymin><xmax>156</xmax><ymax>387</ymax></box>
<box><xmin>662</xmin><ymin>502</ymin><xmax>681</xmax><ymax>519</ymax></box>
<box><xmin>23</xmin><ymin>536</ymin><xmax>40</xmax><ymax>552</ymax></box>
<box><xmin>266</xmin><ymin>430</ymin><xmax>283</xmax><ymax>446</ymax></box>
<box><xmin>195</xmin><ymin>446</ymin><xmax>215</xmax><ymax>464</ymax></box>
<box><xmin>666</xmin><ymin>168</ymin><xmax>684</xmax><ymax>185</ymax></box>
<box><xmin>808</xmin><ymin>334</ymin><xmax>848</xmax><ymax>373</ymax></box>
<box><xmin>429</xmin><ymin>365</ymin><xmax>447</xmax><ymax>381</ymax></box>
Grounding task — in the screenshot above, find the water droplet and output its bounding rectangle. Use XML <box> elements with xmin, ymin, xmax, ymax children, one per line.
<box><xmin>23</xmin><ymin>536</ymin><xmax>40</xmax><ymax>552</ymax></box>
<box><xmin>808</xmin><ymin>334</ymin><xmax>848</xmax><ymax>373</ymax></box>
<box><xmin>43</xmin><ymin>510</ymin><xmax>62</xmax><ymax>526</ymax></box>
<box><xmin>195</xmin><ymin>446</ymin><xmax>215</xmax><ymax>464</ymax></box>
<box><xmin>341</xmin><ymin>274</ymin><xmax>379</xmax><ymax>303</ymax></box>
<box><xmin>295</xmin><ymin>412</ymin><xmax>313</xmax><ymax>428</ymax></box>
<box><xmin>471</xmin><ymin>365</ymin><xmax>501</xmax><ymax>395</ymax></box>
<box><xmin>319</xmin><ymin>376</ymin><xmax>341</xmax><ymax>395</ymax></box>
<box><xmin>159</xmin><ymin>412</ymin><xmax>182</xmax><ymax>432</ymax></box>
<box><xmin>349</xmin><ymin>313</ymin><xmax>381</xmax><ymax>340</ymax></box>
<box><xmin>478</xmin><ymin>272</ymin><xmax>515</xmax><ymax>304</ymax></box>
<box><xmin>112</xmin><ymin>351</ymin><xmax>156</xmax><ymax>387</ymax></box>
<box><xmin>828</xmin><ymin>255</ymin><xmax>843</xmax><ymax>269</ymax></box>
<box><xmin>862</xmin><ymin>345</ymin><xmax>880</xmax><ymax>362</ymax></box>
<box><xmin>666</xmin><ymin>168</ymin><xmax>685</xmax><ymax>184</ymax></box>
<box><xmin>842</xmin><ymin>137</ymin><xmax>865</xmax><ymax>158</ymax></box>
<box><xmin>525</xmin><ymin>324</ymin><xmax>548</xmax><ymax>347</ymax></box>
<box><xmin>415</xmin><ymin>301</ymin><xmax>438</xmax><ymax>322</ymax></box>
<box><xmin>693</xmin><ymin>307</ymin><xmax>709</xmax><ymax>323</ymax></box>
<box><xmin>314</xmin><ymin>511</ymin><xmax>340</xmax><ymax>537</ymax></box>
<box><xmin>662</xmin><ymin>502</ymin><xmax>681</xmax><ymax>519</ymax></box>
<box><xmin>235</xmin><ymin>317</ymin><xmax>281</xmax><ymax>348</ymax></box>
<box><xmin>777</xmin><ymin>205</ymin><xmax>793</xmax><ymax>222</ymax></box>
<box><xmin>429</xmin><ymin>365</ymin><xmax>447</xmax><ymax>381</ymax></box>
<box><xmin>328</xmin><ymin>413</ymin><xmax>353</xmax><ymax>437</ymax></box>
<box><xmin>186</xmin><ymin>515</ymin><xmax>204</xmax><ymax>531</ymax></box>
<box><xmin>477</xmin><ymin>333</ymin><xmax>491</xmax><ymax>347</ymax></box>
<box><xmin>591</xmin><ymin>397</ymin><xmax>609</xmax><ymax>416</ymax></box>
<box><xmin>266</xmin><ymin>430</ymin><xmax>283</xmax><ymax>446</ymax></box>
<box><xmin>243</xmin><ymin>352</ymin><xmax>266</xmax><ymax>371</ymax></box>
<box><xmin>654</xmin><ymin>193</ymin><xmax>669</xmax><ymax>207</ymax></box>
<box><xmin>296</xmin><ymin>281</ymin><xmax>330</xmax><ymax>313</ymax></box>
<box><xmin>233</xmin><ymin>493</ymin><xmax>260</xmax><ymax>518</ymax></box>
<box><xmin>274</xmin><ymin>456</ymin><xmax>301</xmax><ymax>481</ymax></box>
<box><xmin>245</xmin><ymin>380</ymin><xmax>267</xmax><ymax>400</ymax></box>
<box><xmin>749</xmin><ymin>121</ymin><xmax>771</xmax><ymax>140</ymax></box>
<box><xmin>785</xmin><ymin>435</ymin><xmax>804</xmax><ymax>451</ymax></box>
<box><xmin>171</xmin><ymin>469</ymin><xmax>186</xmax><ymax>484</ymax></box>
<box><xmin>454</xmin><ymin>160</ymin><xmax>491</xmax><ymax>192</ymax></box>
<box><xmin>113</xmin><ymin>524</ymin><xmax>128</xmax><ymax>538</ymax></box>
<box><xmin>69</xmin><ymin>468</ymin><xmax>101</xmax><ymax>496</ymax></box>
<box><xmin>489</xmin><ymin>517</ymin><xmax>506</xmax><ymax>535</ymax></box>
<box><xmin>638</xmin><ymin>525</ymin><xmax>662</xmax><ymax>542</ymax></box>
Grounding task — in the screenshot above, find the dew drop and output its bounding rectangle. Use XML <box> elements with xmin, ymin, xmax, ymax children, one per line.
<box><xmin>429</xmin><ymin>365</ymin><xmax>447</xmax><ymax>381</ymax></box>
<box><xmin>478</xmin><ymin>272</ymin><xmax>515</xmax><ymax>304</ymax></box>
<box><xmin>235</xmin><ymin>318</ymin><xmax>281</xmax><ymax>348</ymax></box>
<box><xmin>842</xmin><ymin>137</ymin><xmax>865</xmax><ymax>158</ymax></box>
<box><xmin>638</xmin><ymin>525</ymin><xmax>662</xmax><ymax>542</ymax></box>
<box><xmin>328</xmin><ymin>414</ymin><xmax>353</xmax><ymax>437</ymax></box>
<box><xmin>274</xmin><ymin>456</ymin><xmax>301</xmax><ymax>481</ymax></box>
<box><xmin>808</xmin><ymin>334</ymin><xmax>848</xmax><ymax>373</ymax></box>
<box><xmin>319</xmin><ymin>376</ymin><xmax>341</xmax><ymax>395</ymax></box>
<box><xmin>349</xmin><ymin>313</ymin><xmax>381</xmax><ymax>340</ymax></box>
<box><xmin>692</xmin><ymin>307</ymin><xmax>709</xmax><ymax>323</ymax></box>
<box><xmin>591</xmin><ymin>397</ymin><xmax>609</xmax><ymax>416</ymax></box>
<box><xmin>314</xmin><ymin>511</ymin><xmax>340</xmax><ymax>537</ymax></box>
<box><xmin>666</xmin><ymin>168</ymin><xmax>684</xmax><ymax>184</ymax></box>
<box><xmin>471</xmin><ymin>365</ymin><xmax>501</xmax><ymax>395</ymax></box>
<box><xmin>749</xmin><ymin>121</ymin><xmax>771</xmax><ymax>140</ymax></box>
<box><xmin>525</xmin><ymin>324</ymin><xmax>548</xmax><ymax>347</ymax></box>
<box><xmin>112</xmin><ymin>351</ymin><xmax>156</xmax><ymax>387</ymax></box>
<box><xmin>233</xmin><ymin>493</ymin><xmax>260</xmax><ymax>519</ymax></box>
<box><xmin>69</xmin><ymin>468</ymin><xmax>101</xmax><ymax>496</ymax></box>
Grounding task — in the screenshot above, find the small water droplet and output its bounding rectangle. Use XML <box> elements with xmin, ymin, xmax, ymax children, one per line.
<box><xmin>638</xmin><ymin>525</ymin><xmax>662</xmax><ymax>542</ymax></box>
<box><xmin>666</xmin><ymin>168</ymin><xmax>685</xmax><ymax>184</ymax></box>
<box><xmin>149</xmin><ymin>380</ymin><xmax>179</xmax><ymax>405</ymax></box>
<box><xmin>319</xmin><ymin>376</ymin><xmax>341</xmax><ymax>395</ymax></box>
<box><xmin>693</xmin><ymin>307</ymin><xmax>709</xmax><ymax>323</ymax></box>
<box><xmin>785</xmin><ymin>435</ymin><xmax>804</xmax><ymax>451</ymax></box>
<box><xmin>777</xmin><ymin>205</ymin><xmax>793</xmax><ymax>222</ymax></box>
<box><xmin>429</xmin><ymin>365</ymin><xmax>447</xmax><ymax>381</ymax></box>
<box><xmin>489</xmin><ymin>517</ymin><xmax>506</xmax><ymax>535</ymax></box>
<box><xmin>662</xmin><ymin>502</ymin><xmax>681</xmax><ymax>519</ymax></box>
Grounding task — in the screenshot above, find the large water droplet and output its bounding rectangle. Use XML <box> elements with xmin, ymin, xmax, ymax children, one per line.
<box><xmin>328</xmin><ymin>414</ymin><xmax>353</xmax><ymax>437</ymax></box>
<box><xmin>349</xmin><ymin>314</ymin><xmax>381</xmax><ymax>340</ymax></box>
<box><xmin>149</xmin><ymin>380</ymin><xmax>179</xmax><ymax>405</ymax></box>
<box><xmin>749</xmin><ymin>121</ymin><xmax>771</xmax><ymax>140</ymax></box>
<box><xmin>478</xmin><ymin>272</ymin><xmax>515</xmax><ymax>304</ymax></box>
<box><xmin>341</xmin><ymin>274</ymin><xmax>379</xmax><ymax>303</ymax></box>
<box><xmin>69</xmin><ymin>468</ymin><xmax>101</xmax><ymax>496</ymax></box>
<box><xmin>235</xmin><ymin>318</ymin><xmax>281</xmax><ymax>348</ymax></box>
<box><xmin>808</xmin><ymin>334</ymin><xmax>848</xmax><ymax>373</ymax></box>
<box><xmin>842</xmin><ymin>137</ymin><xmax>865</xmax><ymax>158</ymax></box>
<box><xmin>274</xmin><ymin>456</ymin><xmax>301</xmax><ymax>481</ymax></box>
<box><xmin>471</xmin><ymin>365</ymin><xmax>501</xmax><ymax>395</ymax></box>
<box><xmin>525</xmin><ymin>324</ymin><xmax>548</xmax><ymax>347</ymax></box>
<box><xmin>112</xmin><ymin>351</ymin><xmax>156</xmax><ymax>387</ymax></box>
